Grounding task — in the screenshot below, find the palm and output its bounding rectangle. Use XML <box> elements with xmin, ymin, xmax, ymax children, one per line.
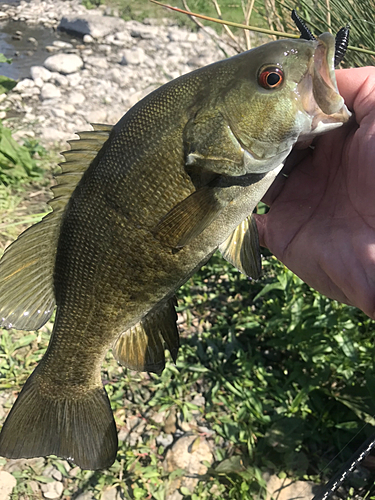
<box><xmin>256</xmin><ymin>67</ymin><xmax>375</xmax><ymax>318</ymax></box>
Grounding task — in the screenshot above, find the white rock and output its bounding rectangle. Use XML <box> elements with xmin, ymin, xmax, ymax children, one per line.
<box><xmin>44</xmin><ymin>53</ymin><xmax>83</xmax><ymax>74</ymax></box>
<box><xmin>59</xmin><ymin>103</ymin><xmax>76</xmax><ymax>114</ymax></box>
<box><xmin>156</xmin><ymin>433</ymin><xmax>174</xmax><ymax>448</ymax></box>
<box><xmin>164</xmin><ymin>435</ymin><xmax>213</xmax><ymax>494</ymax></box>
<box><xmin>264</xmin><ymin>474</ymin><xmax>316</xmax><ymax>500</ymax></box>
<box><xmin>75</xmin><ymin>493</ymin><xmax>95</xmax><ymax>500</ymax></box>
<box><xmin>86</xmin><ymin>109</ymin><xmax>107</xmax><ymax>123</ymax></box>
<box><xmin>0</xmin><ymin>471</ymin><xmax>17</xmax><ymax>500</ymax></box>
<box><xmin>120</xmin><ymin>47</ymin><xmax>146</xmax><ymax>66</ymax></box>
<box><xmin>59</xmin><ymin>12</ymin><xmax>127</xmax><ymax>39</ymax></box>
<box><xmin>69</xmin><ymin>91</ymin><xmax>85</xmax><ymax>105</ymax></box>
<box><xmin>51</xmin><ymin>73</ymin><xmax>69</xmax><ymax>87</ymax></box>
<box><xmin>40</xmin><ymin>83</ymin><xmax>61</xmax><ymax>100</ymax></box>
<box><xmin>30</xmin><ymin>65</ymin><xmax>51</xmax><ymax>82</ymax></box>
<box><xmin>41</xmin><ymin>480</ymin><xmax>63</xmax><ymax>499</ymax></box>
<box><xmin>33</xmin><ymin>77</ymin><xmax>44</xmax><ymax>88</ymax></box>
<box><xmin>83</xmin><ymin>34</ymin><xmax>94</xmax><ymax>44</ymax></box>
<box><xmin>52</xmin><ymin>40</ymin><xmax>73</xmax><ymax>49</ymax></box>
<box><xmin>41</xmin><ymin>127</ymin><xmax>69</xmax><ymax>143</ymax></box>
<box><xmin>51</xmin><ymin>108</ymin><xmax>66</xmax><ymax>118</ymax></box>
<box><xmin>14</xmin><ymin>78</ymin><xmax>35</xmax><ymax>92</ymax></box>
<box><xmin>101</xmin><ymin>487</ymin><xmax>119</xmax><ymax>500</ymax></box>
<box><xmin>85</xmin><ymin>56</ymin><xmax>108</xmax><ymax>69</ymax></box>
<box><xmin>66</xmin><ymin>72</ymin><xmax>82</xmax><ymax>87</ymax></box>
<box><xmin>114</xmin><ymin>31</ymin><xmax>132</xmax><ymax>43</ymax></box>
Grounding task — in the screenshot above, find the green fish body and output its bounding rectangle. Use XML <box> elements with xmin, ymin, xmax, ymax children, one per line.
<box><xmin>0</xmin><ymin>33</ymin><xmax>350</xmax><ymax>469</ymax></box>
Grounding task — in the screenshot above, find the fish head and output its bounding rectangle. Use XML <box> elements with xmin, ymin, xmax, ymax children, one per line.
<box><xmin>221</xmin><ymin>32</ymin><xmax>351</xmax><ymax>173</ymax></box>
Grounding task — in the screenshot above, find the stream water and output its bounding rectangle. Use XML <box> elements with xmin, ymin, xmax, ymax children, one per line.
<box><xmin>0</xmin><ymin>18</ymin><xmax>78</xmax><ymax>80</ymax></box>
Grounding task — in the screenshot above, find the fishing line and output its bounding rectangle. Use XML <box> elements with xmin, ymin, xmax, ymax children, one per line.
<box><xmin>312</xmin><ymin>433</ymin><xmax>375</xmax><ymax>500</ymax></box>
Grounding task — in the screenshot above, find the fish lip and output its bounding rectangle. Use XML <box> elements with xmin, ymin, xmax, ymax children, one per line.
<box><xmin>298</xmin><ymin>32</ymin><xmax>351</xmax><ymax>138</ymax></box>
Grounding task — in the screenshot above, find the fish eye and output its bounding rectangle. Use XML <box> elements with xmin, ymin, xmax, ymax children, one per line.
<box><xmin>258</xmin><ymin>67</ymin><xmax>284</xmax><ymax>89</ymax></box>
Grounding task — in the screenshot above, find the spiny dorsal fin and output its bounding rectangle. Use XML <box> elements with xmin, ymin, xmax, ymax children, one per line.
<box><xmin>218</xmin><ymin>215</ymin><xmax>262</xmax><ymax>279</ymax></box>
<box><xmin>113</xmin><ymin>298</ymin><xmax>179</xmax><ymax>374</ymax></box>
<box><xmin>0</xmin><ymin>124</ymin><xmax>112</xmax><ymax>330</ymax></box>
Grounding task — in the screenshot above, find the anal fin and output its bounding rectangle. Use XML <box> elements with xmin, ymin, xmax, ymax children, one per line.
<box><xmin>218</xmin><ymin>215</ymin><xmax>262</xmax><ymax>279</ymax></box>
<box><xmin>113</xmin><ymin>298</ymin><xmax>179</xmax><ymax>374</ymax></box>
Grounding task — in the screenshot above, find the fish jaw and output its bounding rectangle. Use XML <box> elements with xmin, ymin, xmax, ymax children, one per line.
<box><xmin>297</xmin><ymin>32</ymin><xmax>351</xmax><ymax>143</ymax></box>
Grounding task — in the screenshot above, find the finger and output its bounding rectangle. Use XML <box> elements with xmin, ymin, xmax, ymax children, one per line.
<box><xmin>336</xmin><ymin>67</ymin><xmax>375</xmax><ymax>121</ymax></box>
<box><xmin>261</xmin><ymin>148</ymin><xmax>312</xmax><ymax>206</ymax></box>
<box><xmin>253</xmin><ymin>213</ymin><xmax>268</xmax><ymax>249</ymax></box>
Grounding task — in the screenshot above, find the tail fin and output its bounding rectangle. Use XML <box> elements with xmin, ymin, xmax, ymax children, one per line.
<box><xmin>0</xmin><ymin>370</ymin><xmax>118</xmax><ymax>470</ymax></box>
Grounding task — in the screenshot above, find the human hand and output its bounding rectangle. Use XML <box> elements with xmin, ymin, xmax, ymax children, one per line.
<box><xmin>255</xmin><ymin>67</ymin><xmax>375</xmax><ymax>318</ymax></box>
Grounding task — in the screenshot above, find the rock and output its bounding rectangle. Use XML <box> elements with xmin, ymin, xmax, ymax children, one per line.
<box><xmin>28</xmin><ymin>481</ymin><xmax>40</xmax><ymax>495</ymax></box>
<box><xmin>168</xmin><ymin>492</ymin><xmax>183</xmax><ymax>500</ymax></box>
<box><xmin>86</xmin><ymin>109</ymin><xmax>107</xmax><ymax>123</ymax></box>
<box><xmin>51</xmin><ymin>107</ymin><xmax>66</xmax><ymax>118</ymax></box>
<box><xmin>59</xmin><ymin>12</ymin><xmax>127</xmax><ymax>39</ymax></box>
<box><xmin>66</xmin><ymin>72</ymin><xmax>82</xmax><ymax>87</ymax></box>
<box><xmin>264</xmin><ymin>474</ymin><xmax>316</xmax><ymax>500</ymax></box>
<box><xmin>51</xmin><ymin>73</ymin><xmax>69</xmax><ymax>87</ymax></box>
<box><xmin>156</xmin><ymin>433</ymin><xmax>174</xmax><ymax>448</ymax></box>
<box><xmin>164</xmin><ymin>435</ymin><xmax>214</xmax><ymax>494</ymax></box>
<box><xmin>40</xmin><ymin>83</ymin><xmax>61</xmax><ymax>100</ymax></box>
<box><xmin>0</xmin><ymin>471</ymin><xmax>17</xmax><ymax>500</ymax></box>
<box><xmin>85</xmin><ymin>56</ymin><xmax>108</xmax><ymax>69</ymax></box>
<box><xmin>40</xmin><ymin>127</ymin><xmax>70</xmax><ymax>143</ymax></box>
<box><xmin>44</xmin><ymin>54</ymin><xmax>84</xmax><ymax>74</ymax></box>
<box><xmin>4</xmin><ymin>457</ymin><xmax>45</xmax><ymax>474</ymax></box>
<box><xmin>164</xmin><ymin>408</ymin><xmax>177</xmax><ymax>434</ymax></box>
<box><xmin>114</xmin><ymin>31</ymin><xmax>132</xmax><ymax>43</ymax></box>
<box><xmin>120</xmin><ymin>47</ymin><xmax>146</xmax><ymax>66</ymax></box>
<box><xmin>130</xmin><ymin>24</ymin><xmax>160</xmax><ymax>40</ymax></box>
<box><xmin>59</xmin><ymin>103</ymin><xmax>76</xmax><ymax>114</ymax></box>
<box><xmin>14</xmin><ymin>78</ymin><xmax>35</xmax><ymax>92</ymax></box>
<box><xmin>30</xmin><ymin>65</ymin><xmax>52</xmax><ymax>82</ymax></box>
<box><xmin>69</xmin><ymin>91</ymin><xmax>85</xmax><ymax>105</ymax></box>
<box><xmin>52</xmin><ymin>40</ymin><xmax>73</xmax><ymax>49</ymax></box>
<box><xmin>83</xmin><ymin>34</ymin><xmax>94</xmax><ymax>44</ymax></box>
<box><xmin>41</xmin><ymin>480</ymin><xmax>63</xmax><ymax>499</ymax></box>
<box><xmin>75</xmin><ymin>492</ymin><xmax>95</xmax><ymax>500</ymax></box>
<box><xmin>33</xmin><ymin>77</ymin><xmax>44</xmax><ymax>88</ymax></box>
<box><xmin>101</xmin><ymin>487</ymin><xmax>120</xmax><ymax>500</ymax></box>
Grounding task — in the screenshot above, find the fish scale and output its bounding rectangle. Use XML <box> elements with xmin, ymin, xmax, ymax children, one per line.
<box><xmin>0</xmin><ymin>34</ymin><xmax>350</xmax><ymax>469</ymax></box>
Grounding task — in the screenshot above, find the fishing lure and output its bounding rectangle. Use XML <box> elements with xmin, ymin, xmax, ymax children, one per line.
<box><xmin>291</xmin><ymin>9</ymin><xmax>350</xmax><ymax>67</ymax></box>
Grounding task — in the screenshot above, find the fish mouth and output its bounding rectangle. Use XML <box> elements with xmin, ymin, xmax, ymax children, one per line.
<box><xmin>298</xmin><ymin>32</ymin><xmax>351</xmax><ymax>138</ymax></box>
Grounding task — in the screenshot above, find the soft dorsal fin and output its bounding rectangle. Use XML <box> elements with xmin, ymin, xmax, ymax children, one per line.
<box><xmin>113</xmin><ymin>298</ymin><xmax>179</xmax><ymax>374</ymax></box>
<box><xmin>218</xmin><ymin>215</ymin><xmax>262</xmax><ymax>279</ymax></box>
<box><xmin>0</xmin><ymin>124</ymin><xmax>112</xmax><ymax>330</ymax></box>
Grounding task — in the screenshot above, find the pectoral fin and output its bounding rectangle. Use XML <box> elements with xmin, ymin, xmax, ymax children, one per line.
<box><xmin>152</xmin><ymin>187</ymin><xmax>228</xmax><ymax>249</ymax></box>
<box><xmin>218</xmin><ymin>215</ymin><xmax>262</xmax><ymax>279</ymax></box>
<box><xmin>113</xmin><ymin>298</ymin><xmax>179</xmax><ymax>374</ymax></box>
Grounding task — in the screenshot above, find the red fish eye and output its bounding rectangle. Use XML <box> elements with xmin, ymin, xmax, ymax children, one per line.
<box><xmin>258</xmin><ymin>67</ymin><xmax>284</xmax><ymax>89</ymax></box>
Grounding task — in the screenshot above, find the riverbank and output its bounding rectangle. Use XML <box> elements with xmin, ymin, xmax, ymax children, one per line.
<box><xmin>0</xmin><ymin>0</ymin><xmax>236</xmax><ymax>146</ymax></box>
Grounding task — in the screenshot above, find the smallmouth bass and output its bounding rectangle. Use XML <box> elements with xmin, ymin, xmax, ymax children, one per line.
<box><xmin>0</xmin><ymin>33</ymin><xmax>350</xmax><ymax>469</ymax></box>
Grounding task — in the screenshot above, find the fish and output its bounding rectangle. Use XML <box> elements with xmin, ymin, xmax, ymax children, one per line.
<box><xmin>0</xmin><ymin>32</ymin><xmax>350</xmax><ymax>470</ymax></box>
